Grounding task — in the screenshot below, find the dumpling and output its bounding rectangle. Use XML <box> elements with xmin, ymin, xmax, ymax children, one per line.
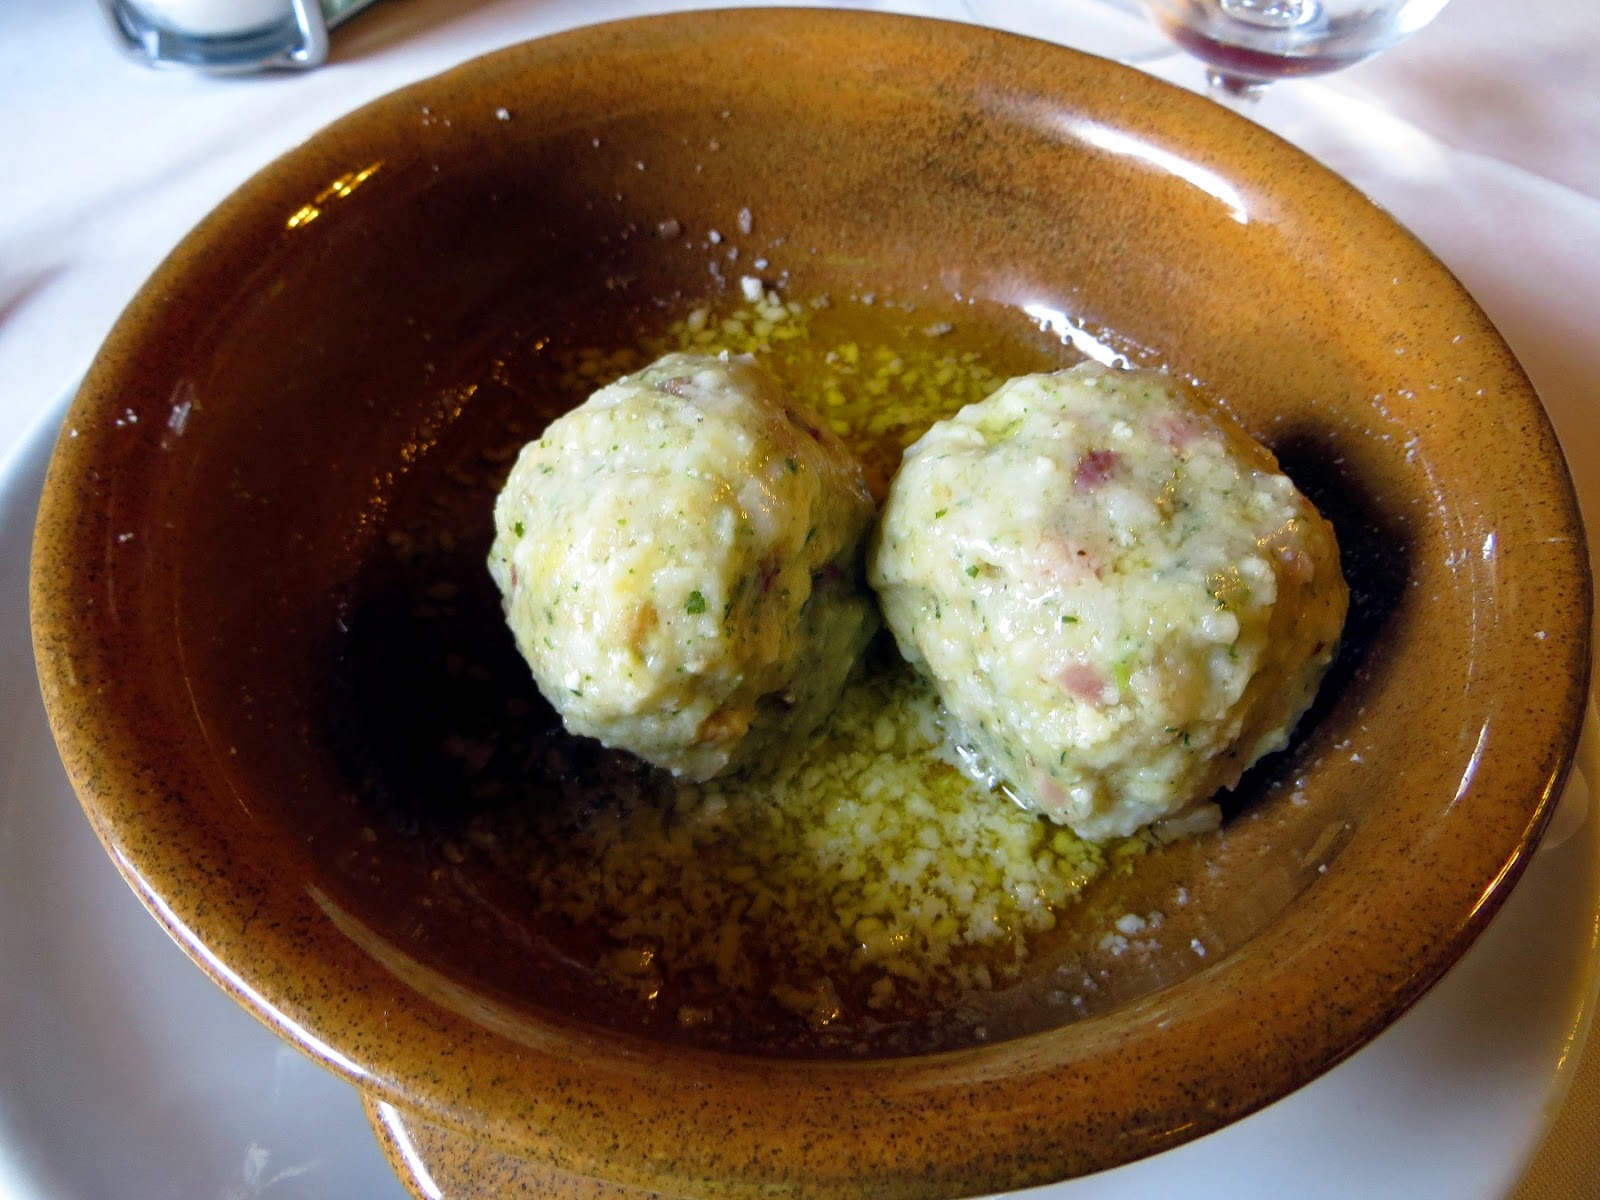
<box><xmin>870</xmin><ymin>362</ymin><xmax>1347</xmax><ymax>841</ymax></box>
<box><xmin>490</xmin><ymin>352</ymin><xmax>878</xmax><ymax>780</ymax></box>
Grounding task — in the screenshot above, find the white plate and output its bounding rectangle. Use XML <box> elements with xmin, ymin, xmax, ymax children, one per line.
<box><xmin>1</xmin><ymin>391</ymin><xmax>1596</xmax><ymax>1200</ymax></box>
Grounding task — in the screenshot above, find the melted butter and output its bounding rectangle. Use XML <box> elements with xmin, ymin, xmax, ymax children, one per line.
<box><xmin>339</xmin><ymin>287</ymin><xmax>1135</xmax><ymax>1056</ymax></box>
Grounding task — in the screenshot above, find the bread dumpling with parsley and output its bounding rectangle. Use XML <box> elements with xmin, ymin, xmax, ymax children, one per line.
<box><xmin>489</xmin><ymin>351</ymin><xmax>878</xmax><ymax>780</ymax></box>
<box><xmin>869</xmin><ymin>362</ymin><xmax>1347</xmax><ymax>842</ymax></box>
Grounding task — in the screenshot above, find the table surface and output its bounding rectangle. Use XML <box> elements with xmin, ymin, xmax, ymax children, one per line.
<box><xmin>2</xmin><ymin>1</ymin><xmax>1598</xmax><ymax>1197</ymax></box>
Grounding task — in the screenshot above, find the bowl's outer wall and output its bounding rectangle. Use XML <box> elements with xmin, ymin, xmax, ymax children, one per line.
<box><xmin>29</xmin><ymin>9</ymin><xmax>1591</xmax><ymax>1197</ymax></box>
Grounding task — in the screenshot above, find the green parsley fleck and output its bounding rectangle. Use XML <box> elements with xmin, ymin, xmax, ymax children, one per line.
<box><xmin>1062</xmin><ymin>614</ymin><xmax>1079</xmax><ymax>624</ymax></box>
<box><xmin>935</xmin><ymin>508</ymin><xmax>948</xmax><ymax>518</ymax></box>
<box><xmin>512</xmin><ymin>520</ymin><xmax>526</xmax><ymax>537</ymax></box>
<box><xmin>965</xmin><ymin>564</ymin><xmax>980</xmax><ymax>578</ymax></box>
<box><xmin>686</xmin><ymin>590</ymin><xmax>707</xmax><ymax>614</ymax></box>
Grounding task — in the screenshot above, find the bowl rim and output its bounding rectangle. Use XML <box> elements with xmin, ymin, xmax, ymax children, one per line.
<box><xmin>29</xmin><ymin>8</ymin><xmax>1593</xmax><ymax>1196</ymax></box>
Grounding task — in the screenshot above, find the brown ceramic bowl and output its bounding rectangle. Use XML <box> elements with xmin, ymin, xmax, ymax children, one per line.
<box><xmin>30</xmin><ymin>9</ymin><xmax>1591</xmax><ymax>1199</ymax></box>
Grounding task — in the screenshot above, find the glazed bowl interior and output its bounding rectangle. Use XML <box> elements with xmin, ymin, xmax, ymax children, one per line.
<box><xmin>30</xmin><ymin>9</ymin><xmax>1589</xmax><ymax>1197</ymax></box>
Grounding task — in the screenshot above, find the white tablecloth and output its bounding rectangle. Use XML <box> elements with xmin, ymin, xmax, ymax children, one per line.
<box><xmin>2</xmin><ymin>1</ymin><xmax>1597</xmax><ymax>1197</ymax></box>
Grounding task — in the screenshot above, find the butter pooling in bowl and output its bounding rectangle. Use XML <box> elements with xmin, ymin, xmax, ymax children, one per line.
<box><xmin>470</xmin><ymin>299</ymin><xmax>1150</xmax><ymax>1048</ymax></box>
<box><xmin>478</xmin><ymin>332</ymin><xmax>1352</xmax><ymax>1041</ymax></box>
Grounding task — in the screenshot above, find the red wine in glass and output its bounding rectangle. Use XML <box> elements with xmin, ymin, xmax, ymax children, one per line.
<box><xmin>1145</xmin><ymin>0</ymin><xmax>1451</xmax><ymax>97</ymax></box>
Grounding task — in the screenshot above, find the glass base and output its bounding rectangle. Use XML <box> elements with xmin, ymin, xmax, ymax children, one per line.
<box><xmin>1204</xmin><ymin>67</ymin><xmax>1271</xmax><ymax>99</ymax></box>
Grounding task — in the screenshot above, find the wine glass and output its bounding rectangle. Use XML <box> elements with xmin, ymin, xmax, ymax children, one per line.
<box><xmin>963</xmin><ymin>0</ymin><xmax>1453</xmax><ymax>104</ymax></box>
<box><xmin>1141</xmin><ymin>0</ymin><xmax>1453</xmax><ymax>99</ymax></box>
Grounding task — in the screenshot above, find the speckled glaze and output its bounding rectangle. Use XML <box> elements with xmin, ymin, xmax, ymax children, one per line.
<box><xmin>367</xmin><ymin>1095</ymin><xmax>691</xmax><ymax>1199</ymax></box>
<box><xmin>29</xmin><ymin>9</ymin><xmax>1591</xmax><ymax>1199</ymax></box>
